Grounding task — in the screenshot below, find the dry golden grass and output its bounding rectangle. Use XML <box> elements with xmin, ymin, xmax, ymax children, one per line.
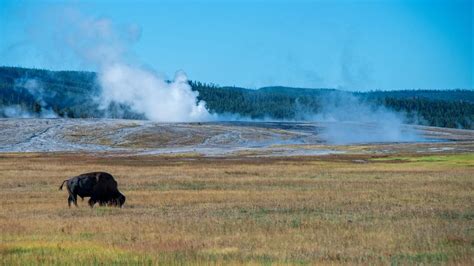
<box><xmin>0</xmin><ymin>152</ymin><xmax>473</xmax><ymax>265</ymax></box>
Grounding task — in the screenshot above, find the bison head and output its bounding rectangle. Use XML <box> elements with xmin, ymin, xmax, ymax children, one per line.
<box><xmin>117</xmin><ymin>194</ymin><xmax>126</xmax><ymax>207</ymax></box>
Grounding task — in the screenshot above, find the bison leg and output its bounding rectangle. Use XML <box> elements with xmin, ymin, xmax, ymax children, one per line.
<box><xmin>72</xmin><ymin>194</ymin><xmax>78</xmax><ymax>207</ymax></box>
<box><xmin>65</xmin><ymin>183</ymin><xmax>78</xmax><ymax>207</ymax></box>
<box><xmin>108</xmin><ymin>198</ymin><xmax>117</xmax><ymax>207</ymax></box>
<box><xmin>67</xmin><ymin>195</ymin><xmax>74</xmax><ymax>208</ymax></box>
<box><xmin>67</xmin><ymin>193</ymin><xmax>78</xmax><ymax>207</ymax></box>
<box><xmin>88</xmin><ymin>197</ymin><xmax>96</xmax><ymax>208</ymax></box>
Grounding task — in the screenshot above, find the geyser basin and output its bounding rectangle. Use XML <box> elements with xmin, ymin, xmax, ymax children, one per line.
<box><xmin>0</xmin><ymin>119</ymin><xmax>472</xmax><ymax>156</ymax></box>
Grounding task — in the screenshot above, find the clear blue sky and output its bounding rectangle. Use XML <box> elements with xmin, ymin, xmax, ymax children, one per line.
<box><xmin>0</xmin><ymin>0</ymin><xmax>472</xmax><ymax>90</ymax></box>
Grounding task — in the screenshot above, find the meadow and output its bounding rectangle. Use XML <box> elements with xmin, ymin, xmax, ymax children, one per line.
<box><xmin>0</xmin><ymin>152</ymin><xmax>473</xmax><ymax>265</ymax></box>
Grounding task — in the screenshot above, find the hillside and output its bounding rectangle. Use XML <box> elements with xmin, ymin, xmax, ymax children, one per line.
<box><xmin>1</xmin><ymin>66</ymin><xmax>473</xmax><ymax>128</ymax></box>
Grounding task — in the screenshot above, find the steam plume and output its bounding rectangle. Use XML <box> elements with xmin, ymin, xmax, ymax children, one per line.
<box><xmin>53</xmin><ymin>7</ymin><xmax>212</xmax><ymax>122</ymax></box>
<box><xmin>99</xmin><ymin>64</ymin><xmax>209</xmax><ymax>122</ymax></box>
<box><xmin>1</xmin><ymin>78</ymin><xmax>58</xmax><ymax>118</ymax></box>
<box><xmin>17</xmin><ymin>78</ymin><xmax>58</xmax><ymax>118</ymax></box>
<box><xmin>311</xmin><ymin>92</ymin><xmax>420</xmax><ymax>144</ymax></box>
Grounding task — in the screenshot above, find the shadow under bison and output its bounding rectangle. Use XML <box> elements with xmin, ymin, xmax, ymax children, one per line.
<box><xmin>59</xmin><ymin>172</ymin><xmax>126</xmax><ymax>208</ymax></box>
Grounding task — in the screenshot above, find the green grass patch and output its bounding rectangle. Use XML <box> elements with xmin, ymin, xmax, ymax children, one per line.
<box><xmin>372</xmin><ymin>154</ymin><xmax>474</xmax><ymax>166</ymax></box>
<box><xmin>390</xmin><ymin>252</ymin><xmax>449</xmax><ymax>265</ymax></box>
<box><xmin>438</xmin><ymin>211</ymin><xmax>474</xmax><ymax>221</ymax></box>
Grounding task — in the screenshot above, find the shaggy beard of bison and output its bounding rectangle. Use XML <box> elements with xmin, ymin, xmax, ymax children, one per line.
<box><xmin>88</xmin><ymin>193</ymin><xmax>126</xmax><ymax>208</ymax></box>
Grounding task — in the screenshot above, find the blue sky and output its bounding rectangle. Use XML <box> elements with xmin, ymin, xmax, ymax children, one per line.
<box><xmin>0</xmin><ymin>0</ymin><xmax>472</xmax><ymax>90</ymax></box>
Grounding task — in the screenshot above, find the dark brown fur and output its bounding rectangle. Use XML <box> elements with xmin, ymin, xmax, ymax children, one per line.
<box><xmin>59</xmin><ymin>172</ymin><xmax>126</xmax><ymax>208</ymax></box>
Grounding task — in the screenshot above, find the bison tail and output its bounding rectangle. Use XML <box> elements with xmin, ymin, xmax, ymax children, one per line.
<box><xmin>59</xmin><ymin>179</ymin><xmax>68</xmax><ymax>190</ymax></box>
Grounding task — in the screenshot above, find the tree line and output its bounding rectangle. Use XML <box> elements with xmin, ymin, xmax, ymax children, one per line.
<box><xmin>1</xmin><ymin>67</ymin><xmax>473</xmax><ymax>129</ymax></box>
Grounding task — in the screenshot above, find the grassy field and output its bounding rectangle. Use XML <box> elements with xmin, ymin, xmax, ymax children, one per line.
<box><xmin>0</xmin><ymin>152</ymin><xmax>473</xmax><ymax>265</ymax></box>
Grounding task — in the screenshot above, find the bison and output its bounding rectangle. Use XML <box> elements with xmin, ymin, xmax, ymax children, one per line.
<box><xmin>59</xmin><ymin>172</ymin><xmax>126</xmax><ymax>208</ymax></box>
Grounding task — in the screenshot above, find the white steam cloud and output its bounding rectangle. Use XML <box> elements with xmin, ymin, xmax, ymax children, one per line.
<box><xmin>1</xmin><ymin>78</ymin><xmax>58</xmax><ymax>118</ymax></box>
<box><xmin>310</xmin><ymin>92</ymin><xmax>421</xmax><ymax>144</ymax></box>
<box><xmin>99</xmin><ymin>64</ymin><xmax>209</xmax><ymax>122</ymax></box>
<box><xmin>0</xmin><ymin>105</ymin><xmax>33</xmax><ymax>118</ymax></box>
<box><xmin>17</xmin><ymin>79</ymin><xmax>58</xmax><ymax>118</ymax></box>
<box><xmin>52</xmin><ymin>7</ymin><xmax>212</xmax><ymax>122</ymax></box>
